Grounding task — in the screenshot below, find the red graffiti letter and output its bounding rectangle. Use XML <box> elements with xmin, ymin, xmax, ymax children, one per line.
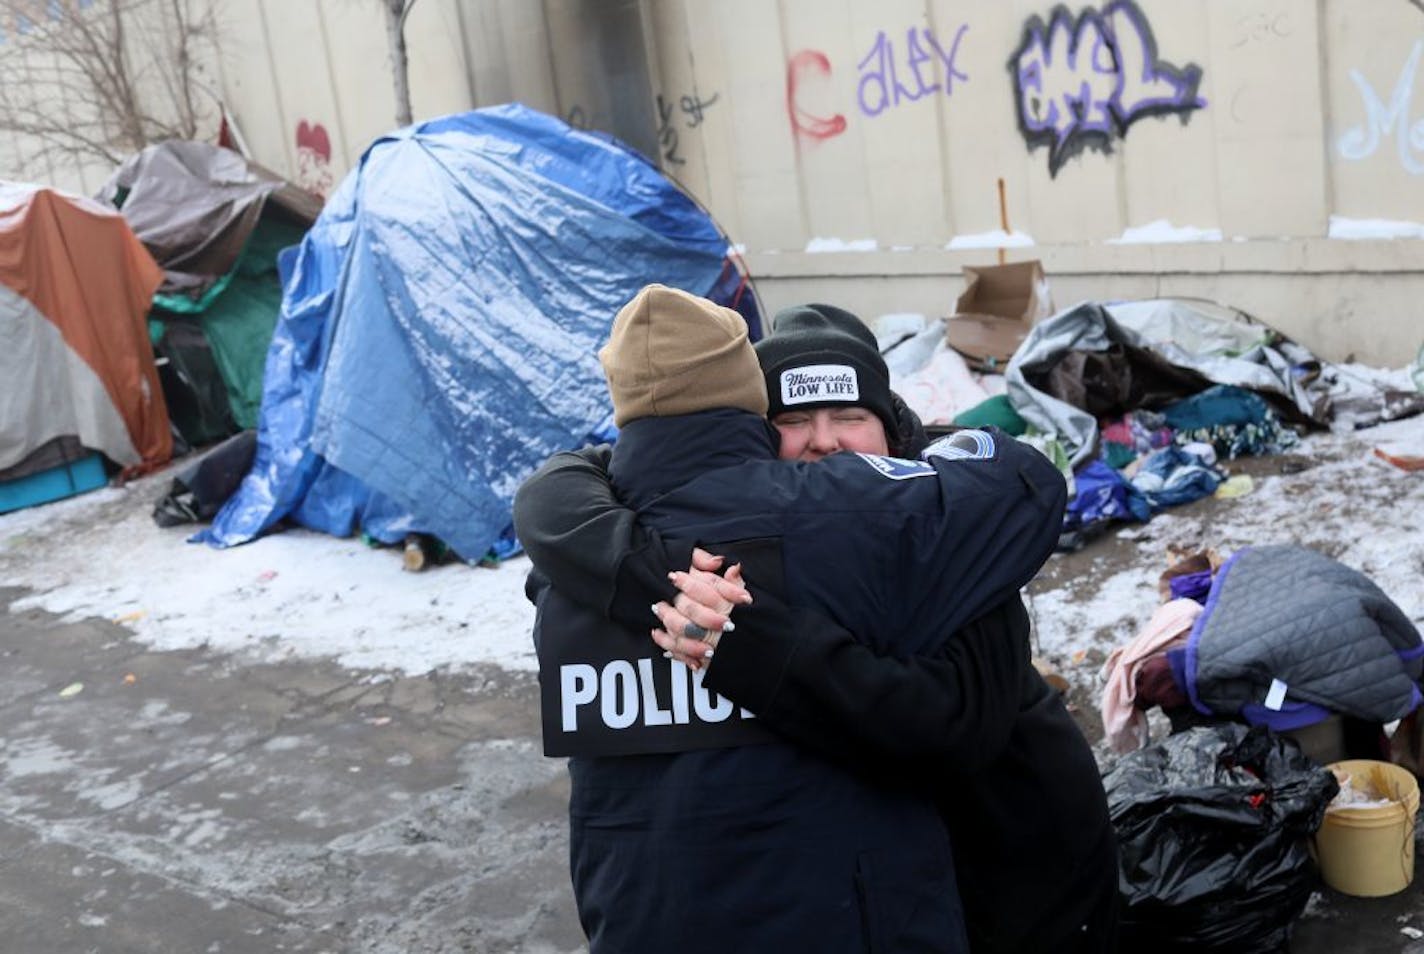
<box><xmin>296</xmin><ymin>120</ymin><xmax>332</xmax><ymax>162</ymax></box>
<box><xmin>786</xmin><ymin>50</ymin><xmax>847</xmax><ymax>142</ymax></box>
<box><xmin>295</xmin><ymin>120</ymin><xmax>334</xmax><ymax>198</ymax></box>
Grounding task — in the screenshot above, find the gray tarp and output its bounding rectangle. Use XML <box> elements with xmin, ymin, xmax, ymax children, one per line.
<box><xmin>1006</xmin><ymin>299</ymin><xmax>1331</xmax><ymax>465</ymax></box>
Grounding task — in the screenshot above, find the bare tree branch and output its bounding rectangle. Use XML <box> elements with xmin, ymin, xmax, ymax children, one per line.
<box><xmin>0</xmin><ymin>0</ymin><xmax>220</xmax><ymax>178</ymax></box>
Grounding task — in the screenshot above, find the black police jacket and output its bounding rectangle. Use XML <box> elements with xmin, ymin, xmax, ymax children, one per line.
<box><xmin>515</xmin><ymin>411</ymin><xmax>1117</xmax><ymax>953</ymax></box>
<box><xmin>528</xmin><ymin>409</ymin><xmax>976</xmax><ymax>953</ymax></box>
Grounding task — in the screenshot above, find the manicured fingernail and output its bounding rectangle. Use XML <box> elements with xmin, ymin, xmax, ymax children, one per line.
<box><xmin>703</xmin><ymin>648</ymin><xmax>714</xmax><ymax>659</ymax></box>
<box><xmin>662</xmin><ymin>651</ymin><xmax>673</xmax><ymax>659</ymax></box>
<box><xmin>722</xmin><ymin>621</ymin><xmax>735</xmax><ymax>633</ymax></box>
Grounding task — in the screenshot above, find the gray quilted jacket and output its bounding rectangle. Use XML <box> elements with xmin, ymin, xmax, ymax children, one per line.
<box><xmin>1187</xmin><ymin>545</ymin><xmax>1423</xmax><ymax>725</ymax></box>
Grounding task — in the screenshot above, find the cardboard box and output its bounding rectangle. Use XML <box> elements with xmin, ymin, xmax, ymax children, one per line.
<box><xmin>945</xmin><ymin>260</ymin><xmax>1054</xmax><ymax>371</ymax></box>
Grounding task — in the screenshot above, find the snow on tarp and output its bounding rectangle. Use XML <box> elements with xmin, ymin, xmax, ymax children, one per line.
<box><xmin>200</xmin><ymin>104</ymin><xmax>756</xmax><ymax>561</ymax></box>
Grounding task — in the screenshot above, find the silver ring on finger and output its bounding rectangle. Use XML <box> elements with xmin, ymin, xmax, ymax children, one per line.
<box><xmin>682</xmin><ymin>621</ymin><xmax>710</xmax><ymax>640</ymax></box>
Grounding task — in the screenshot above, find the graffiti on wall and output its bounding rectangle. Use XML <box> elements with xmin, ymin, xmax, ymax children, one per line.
<box><xmin>1337</xmin><ymin>40</ymin><xmax>1424</xmax><ymax>175</ymax></box>
<box><xmin>787</xmin><ymin>25</ymin><xmax>970</xmax><ymax>145</ymax></box>
<box><xmin>1009</xmin><ymin>1</ymin><xmax>1205</xmax><ymax>177</ymax></box>
<box><xmin>295</xmin><ymin>119</ymin><xmax>333</xmax><ymax>198</ymax></box>
<box><xmin>1228</xmin><ymin>10</ymin><xmax>1292</xmax><ymax>50</ymax></box>
<box><xmin>857</xmin><ymin>25</ymin><xmax>970</xmax><ymax>117</ymax></box>
<box><xmin>656</xmin><ymin>91</ymin><xmax>719</xmax><ymax>167</ymax></box>
<box><xmin>787</xmin><ymin>50</ymin><xmax>847</xmax><ymax>144</ymax></box>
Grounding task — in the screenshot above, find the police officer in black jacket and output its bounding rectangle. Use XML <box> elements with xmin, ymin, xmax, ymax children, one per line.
<box><xmin>516</xmin><ymin>298</ymin><xmax>1118</xmax><ymax>953</ymax></box>
<box><xmin>522</xmin><ymin>286</ymin><xmax>1071</xmax><ymax>953</ymax></box>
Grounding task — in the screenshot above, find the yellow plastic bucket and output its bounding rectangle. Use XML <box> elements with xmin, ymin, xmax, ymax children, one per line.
<box><xmin>1313</xmin><ymin>759</ymin><xmax>1420</xmax><ymax>897</ymax></box>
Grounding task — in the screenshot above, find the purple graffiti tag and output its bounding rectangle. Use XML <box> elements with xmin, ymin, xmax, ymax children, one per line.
<box><xmin>858</xmin><ymin>25</ymin><xmax>970</xmax><ymax>118</ymax></box>
<box><xmin>926</xmin><ymin>24</ymin><xmax>971</xmax><ymax>92</ymax></box>
<box><xmin>1009</xmin><ymin>0</ymin><xmax>1205</xmax><ymax>177</ymax></box>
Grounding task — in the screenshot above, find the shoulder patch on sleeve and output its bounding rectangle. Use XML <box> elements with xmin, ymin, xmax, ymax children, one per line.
<box><xmin>923</xmin><ymin>429</ymin><xmax>997</xmax><ymax>462</ymax></box>
<box><xmin>856</xmin><ymin>452</ymin><xmax>936</xmax><ymax>480</ymax></box>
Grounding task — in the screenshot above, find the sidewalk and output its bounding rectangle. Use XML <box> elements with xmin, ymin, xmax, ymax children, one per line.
<box><xmin>4</xmin><ymin>588</ymin><xmax>1424</xmax><ymax>952</ymax></box>
<box><xmin>0</xmin><ymin>590</ymin><xmax>581</xmax><ymax>954</ymax></box>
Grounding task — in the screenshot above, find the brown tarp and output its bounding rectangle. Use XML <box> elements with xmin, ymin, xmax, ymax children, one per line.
<box><xmin>99</xmin><ymin>140</ymin><xmax>322</xmax><ymax>300</ymax></box>
<box><xmin>1024</xmin><ymin>342</ymin><xmax>1214</xmax><ymax>417</ymax></box>
<box><xmin>0</xmin><ymin>185</ymin><xmax>170</xmax><ymax>475</ymax></box>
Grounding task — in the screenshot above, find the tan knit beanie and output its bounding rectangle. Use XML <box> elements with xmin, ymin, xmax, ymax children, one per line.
<box><xmin>599</xmin><ymin>284</ymin><xmax>768</xmax><ymax>426</ymax></box>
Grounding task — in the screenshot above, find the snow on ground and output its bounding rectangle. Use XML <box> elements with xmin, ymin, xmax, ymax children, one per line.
<box><xmin>2</xmin><ymin>413</ymin><xmax>1422</xmax><ymax>684</ymax></box>
<box><xmin>0</xmin><ymin>483</ymin><xmax>537</xmax><ymax>675</ymax></box>
<box><xmin>1028</xmin><ymin>414</ymin><xmax>1424</xmax><ymax>665</ymax></box>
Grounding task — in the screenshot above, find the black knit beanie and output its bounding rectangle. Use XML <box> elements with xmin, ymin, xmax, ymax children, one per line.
<box><xmin>754</xmin><ymin>303</ymin><xmax>897</xmax><ymax>438</ymax></box>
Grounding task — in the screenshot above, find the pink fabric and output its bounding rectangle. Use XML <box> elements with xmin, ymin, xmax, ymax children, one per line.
<box><xmin>1101</xmin><ymin>418</ymin><xmax>1135</xmax><ymax>447</ymax></box>
<box><xmin>1100</xmin><ymin>599</ymin><xmax>1203</xmax><ymax>753</ymax></box>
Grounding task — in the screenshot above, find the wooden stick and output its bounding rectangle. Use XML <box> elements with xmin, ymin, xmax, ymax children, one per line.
<box><xmin>997</xmin><ymin>177</ymin><xmax>1009</xmax><ymax>266</ymax></box>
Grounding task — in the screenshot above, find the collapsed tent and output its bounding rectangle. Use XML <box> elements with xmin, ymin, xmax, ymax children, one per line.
<box><xmin>101</xmin><ymin>142</ymin><xmax>321</xmax><ymax>445</ymax></box>
<box><xmin>203</xmin><ymin>103</ymin><xmax>759</xmax><ymax>561</ymax></box>
<box><xmin>1006</xmin><ymin>299</ymin><xmax>1331</xmax><ymax>466</ymax></box>
<box><xmin>0</xmin><ymin>183</ymin><xmax>170</xmax><ymax>510</ymax></box>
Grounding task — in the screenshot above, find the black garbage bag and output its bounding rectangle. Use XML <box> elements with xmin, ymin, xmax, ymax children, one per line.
<box><xmin>1104</xmin><ymin>723</ymin><xmax>1339</xmax><ymax>954</ymax></box>
<box><xmin>152</xmin><ymin>430</ymin><xmax>257</xmax><ymax>528</ymax></box>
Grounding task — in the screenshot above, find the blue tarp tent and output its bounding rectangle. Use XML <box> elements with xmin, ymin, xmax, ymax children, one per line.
<box><xmin>200</xmin><ymin>104</ymin><xmax>760</xmax><ymax>560</ymax></box>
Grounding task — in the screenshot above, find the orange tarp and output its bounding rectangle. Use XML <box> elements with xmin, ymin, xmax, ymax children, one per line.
<box><xmin>0</xmin><ymin>186</ymin><xmax>170</xmax><ymax>474</ymax></box>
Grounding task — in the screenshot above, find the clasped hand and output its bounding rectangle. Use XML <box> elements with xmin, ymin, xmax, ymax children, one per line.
<box><xmin>650</xmin><ymin>547</ymin><xmax>751</xmax><ymax>672</ymax></box>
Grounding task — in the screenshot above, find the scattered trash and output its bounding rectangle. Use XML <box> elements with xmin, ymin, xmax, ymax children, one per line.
<box><xmin>364</xmin><ymin>716</ymin><xmax>392</xmax><ymax>727</ymax></box>
<box><xmin>1214</xmin><ymin>474</ymin><xmax>1255</xmax><ymax>499</ymax></box>
<box><xmin>122</xmin><ymin>673</ymin><xmax>137</xmax><ymax>686</ymax></box>
<box><xmin>944</xmin><ymin>259</ymin><xmax>1053</xmax><ymax>371</ymax></box>
<box><xmin>1158</xmin><ymin>547</ymin><xmax>1222</xmax><ymax>602</ymax></box>
<box><xmin>403</xmin><ymin>535</ymin><xmax>431</xmax><ymax>572</ymax></box>
<box><xmin>58</xmin><ymin>682</ymin><xmax>84</xmax><ymax>698</ymax></box>
<box><xmin>402</xmin><ymin>533</ymin><xmax>452</xmax><ymax>572</ymax></box>
<box><xmin>1402</xmin><ymin>926</ymin><xmax>1424</xmax><ymax>940</ymax></box>
<box><xmin>1374</xmin><ymin>448</ymin><xmax>1424</xmax><ymax>472</ymax></box>
<box><xmin>256</xmin><ymin>570</ymin><xmax>277</xmax><ymax>583</ymax></box>
<box><xmin>1031</xmin><ymin>658</ymin><xmax>1069</xmax><ymax>694</ymax></box>
<box><xmin>1328</xmin><ymin>762</ymin><xmax>1401</xmax><ymax>810</ymax></box>
<box><xmin>113</xmin><ymin>610</ymin><xmax>145</xmax><ymax>624</ymax></box>
<box><xmin>151</xmin><ymin>430</ymin><xmax>259</xmax><ymax>528</ymax></box>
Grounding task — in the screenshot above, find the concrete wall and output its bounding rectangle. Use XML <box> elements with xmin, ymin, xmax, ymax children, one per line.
<box><xmin>5</xmin><ymin>0</ymin><xmax>1421</xmax><ymax>364</ymax></box>
<box><xmin>638</xmin><ymin>0</ymin><xmax>1424</xmax><ymax>365</ymax></box>
<box><xmin>210</xmin><ymin>0</ymin><xmax>659</xmax><ymax>198</ymax></box>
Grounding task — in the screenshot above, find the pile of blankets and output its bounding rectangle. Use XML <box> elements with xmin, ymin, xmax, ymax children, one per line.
<box><xmin>1101</xmin><ymin>545</ymin><xmax>1423</xmax><ymax>755</ymax></box>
